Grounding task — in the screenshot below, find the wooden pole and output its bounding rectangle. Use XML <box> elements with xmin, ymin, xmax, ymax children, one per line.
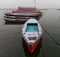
<box><xmin>34</xmin><ymin>0</ymin><xmax>36</xmax><ymax>8</ymax></box>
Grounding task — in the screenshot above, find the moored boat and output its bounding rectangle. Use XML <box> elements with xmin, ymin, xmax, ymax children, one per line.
<box><xmin>22</xmin><ymin>18</ymin><xmax>43</xmax><ymax>53</ymax></box>
<box><xmin>4</xmin><ymin>7</ymin><xmax>43</xmax><ymax>23</ymax></box>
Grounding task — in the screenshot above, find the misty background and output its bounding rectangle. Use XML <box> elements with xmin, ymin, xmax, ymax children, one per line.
<box><xmin>0</xmin><ymin>0</ymin><xmax>60</xmax><ymax>9</ymax></box>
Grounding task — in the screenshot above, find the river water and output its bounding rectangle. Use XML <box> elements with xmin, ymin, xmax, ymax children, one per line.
<box><xmin>0</xmin><ymin>9</ymin><xmax>60</xmax><ymax>57</ymax></box>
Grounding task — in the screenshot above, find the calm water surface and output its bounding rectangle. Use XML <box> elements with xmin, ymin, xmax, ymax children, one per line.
<box><xmin>0</xmin><ymin>9</ymin><xmax>60</xmax><ymax>57</ymax></box>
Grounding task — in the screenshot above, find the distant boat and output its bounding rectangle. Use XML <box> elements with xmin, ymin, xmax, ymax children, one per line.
<box><xmin>4</xmin><ymin>7</ymin><xmax>43</xmax><ymax>23</ymax></box>
<box><xmin>57</xmin><ymin>9</ymin><xmax>60</xmax><ymax>10</ymax></box>
<box><xmin>22</xmin><ymin>19</ymin><xmax>43</xmax><ymax>53</ymax></box>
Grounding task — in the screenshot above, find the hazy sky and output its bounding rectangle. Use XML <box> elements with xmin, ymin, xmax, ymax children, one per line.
<box><xmin>0</xmin><ymin>0</ymin><xmax>60</xmax><ymax>9</ymax></box>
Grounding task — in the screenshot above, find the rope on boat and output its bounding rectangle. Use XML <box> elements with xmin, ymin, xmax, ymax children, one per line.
<box><xmin>41</xmin><ymin>25</ymin><xmax>60</xmax><ymax>46</ymax></box>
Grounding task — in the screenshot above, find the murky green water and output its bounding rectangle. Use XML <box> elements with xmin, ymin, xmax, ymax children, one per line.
<box><xmin>0</xmin><ymin>9</ymin><xmax>60</xmax><ymax>57</ymax></box>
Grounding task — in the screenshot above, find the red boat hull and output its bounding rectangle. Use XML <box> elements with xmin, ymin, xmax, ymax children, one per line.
<box><xmin>25</xmin><ymin>37</ymin><xmax>42</xmax><ymax>53</ymax></box>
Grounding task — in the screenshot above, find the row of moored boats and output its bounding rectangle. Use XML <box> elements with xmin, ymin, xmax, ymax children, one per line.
<box><xmin>4</xmin><ymin>7</ymin><xmax>42</xmax><ymax>23</ymax></box>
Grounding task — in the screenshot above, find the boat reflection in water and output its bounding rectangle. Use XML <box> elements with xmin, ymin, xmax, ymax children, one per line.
<box><xmin>22</xmin><ymin>37</ymin><xmax>42</xmax><ymax>57</ymax></box>
<box><xmin>4</xmin><ymin>20</ymin><xmax>25</xmax><ymax>25</ymax></box>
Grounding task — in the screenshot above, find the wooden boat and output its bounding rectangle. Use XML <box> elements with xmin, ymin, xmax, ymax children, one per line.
<box><xmin>4</xmin><ymin>7</ymin><xmax>43</xmax><ymax>23</ymax></box>
<box><xmin>22</xmin><ymin>19</ymin><xmax>43</xmax><ymax>53</ymax></box>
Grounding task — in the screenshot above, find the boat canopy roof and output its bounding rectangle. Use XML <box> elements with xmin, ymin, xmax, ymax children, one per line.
<box><xmin>12</xmin><ymin>7</ymin><xmax>40</xmax><ymax>13</ymax></box>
